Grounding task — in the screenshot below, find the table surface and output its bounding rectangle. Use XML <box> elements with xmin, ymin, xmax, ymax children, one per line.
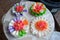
<box><xmin>0</xmin><ymin>0</ymin><xmax>60</xmax><ymax>40</ymax></box>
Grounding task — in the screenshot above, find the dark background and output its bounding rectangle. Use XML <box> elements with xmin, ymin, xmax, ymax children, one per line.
<box><xmin>0</xmin><ymin>0</ymin><xmax>20</xmax><ymax>40</ymax></box>
<box><xmin>0</xmin><ymin>0</ymin><xmax>60</xmax><ymax>40</ymax></box>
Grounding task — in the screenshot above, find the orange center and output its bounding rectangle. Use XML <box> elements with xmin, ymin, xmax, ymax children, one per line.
<box><xmin>35</xmin><ymin>20</ymin><xmax>48</xmax><ymax>31</ymax></box>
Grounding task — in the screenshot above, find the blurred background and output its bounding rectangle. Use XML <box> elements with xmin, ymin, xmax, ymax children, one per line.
<box><xmin>0</xmin><ymin>0</ymin><xmax>60</xmax><ymax>40</ymax></box>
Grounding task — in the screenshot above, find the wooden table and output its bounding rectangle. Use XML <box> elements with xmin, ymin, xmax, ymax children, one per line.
<box><xmin>0</xmin><ymin>0</ymin><xmax>60</xmax><ymax>40</ymax></box>
<box><xmin>0</xmin><ymin>0</ymin><xmax>21</xmax><ymax>40</ymax></box>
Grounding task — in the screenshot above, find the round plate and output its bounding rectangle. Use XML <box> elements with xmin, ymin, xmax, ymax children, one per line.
<box><xmin>2</xmin><ymin>1</ymin><xmax>55</xmax><ymax>40</ymax></box>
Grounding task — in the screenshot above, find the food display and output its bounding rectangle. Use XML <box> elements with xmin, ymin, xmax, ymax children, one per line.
<box><xmin>2</xmin><ymin>1</ymin><xmax>54</xmax><ymax>40</ymax></box>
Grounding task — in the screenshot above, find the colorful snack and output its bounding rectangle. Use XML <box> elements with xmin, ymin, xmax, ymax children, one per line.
<box><xmin>30</xmin><ymin>2</ymin><xmax>46</xmax><ymax>16</ymax></box>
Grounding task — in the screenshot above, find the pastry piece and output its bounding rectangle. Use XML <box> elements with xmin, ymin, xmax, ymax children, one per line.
<box><xmin>12</xmin><ymin>3</ymin><xmax>27</xmax><ymax>16</ymax></box>
<box><xmin>8</xmin><ymin>17</ymin><xmax>29</xmax><ymax>38</ymax></box>
<box><xmin>30</xmin><ymin>2</ymin><xmax>46</xmax><ymax>16</ymax></box>
<box><xmin>30</xmin><ymin>17</ymin><xmax>52</xmax><ymax>38</ymax></box>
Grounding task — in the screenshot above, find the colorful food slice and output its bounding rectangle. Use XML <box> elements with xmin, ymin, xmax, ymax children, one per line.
<box><xmin>30</xmin><ymin>2</ymin><xmax>46</xmax><ymax>16</ymax></box>
<box><xmin>12</xmin><ymin>3</ymin><xmax>27</xmax><ymax>16</ymax></box>
<box><xmin>30</xmin><ymin>17</ymin><xmax>52</xmax><ymax>38</ymax></box>
<box><xmin>8</xmin><ymin>17</ymin><xmax>29</xmax><ymax>37</ymax></box>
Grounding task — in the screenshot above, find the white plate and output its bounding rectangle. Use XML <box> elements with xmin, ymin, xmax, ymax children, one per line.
<box><xmin>2</xmin><ymin>1</ymin><xmax>55</xmax><ymax>40</ymax></box>
<box><xmin>50</xmin><ymin>31</ymin><xmax>60</xmax><ymax>40</ymax></box>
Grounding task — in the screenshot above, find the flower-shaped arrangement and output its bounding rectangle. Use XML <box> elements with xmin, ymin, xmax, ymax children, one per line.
<box><xmin>30</xmin><ymin>17</ymin><xmax>53</xmax><ymax>37</ymax></box>
<box><xmin>30</xmin><ymin>2</ymin><xmax>46</xmax><ymax>16</ymax></box>
<box><xmin>8</xmin><ymin>2</ymin><xmax>54</xmax><ymax>39</ymax></box>
<box><xmin>12</xmin><ymin>3</ymin><xmax>27</xmax><ymax>16</ymax></box>
<box><xmin>8</xmin><ymin>17</ymin><xmax>29</xmax><ymax>37</ymax></box>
